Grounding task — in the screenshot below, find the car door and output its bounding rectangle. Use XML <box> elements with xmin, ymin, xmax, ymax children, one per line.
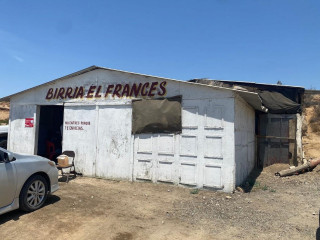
<box><xmin>0</xmin><ymin>150</ymin><xmax>16</xmax><ymax>208</ymax></box>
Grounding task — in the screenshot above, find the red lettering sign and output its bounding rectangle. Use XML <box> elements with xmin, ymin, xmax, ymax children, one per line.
<box><xmin>45</xmin><ymin>81</ymin><xmax>167</xmax><ymax>100</ymax></box>
<box><xmin>25</xmin><ymin>118</ymin><xmax>34</xmax><ymax>128</ymax></box>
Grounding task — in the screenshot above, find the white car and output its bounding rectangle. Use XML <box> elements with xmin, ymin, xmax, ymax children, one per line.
<box><xmin>0</xmin><ymin>147</ymin><xmax>59</xmax><ymax>215</ymax></box>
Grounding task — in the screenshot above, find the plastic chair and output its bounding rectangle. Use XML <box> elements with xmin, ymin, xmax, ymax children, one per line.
<box><xmin>57</xmin><ymin>150</ymin><xmax>76</xmax><ymax>183</ymax></box>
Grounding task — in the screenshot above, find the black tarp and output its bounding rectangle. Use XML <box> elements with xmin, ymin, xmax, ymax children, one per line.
<box><xmin>132</xmin><ymin>95</ymin><xmax>182</xmax><ymax>134</ymax></box>
<box><xmin>259</xmin><ymin>91</ymin><xmax>301</xmax><ymax>114</ymax></box>
<box><xmin>188</xmin><ymin>79</ymin><xmax>305</xmax><ymax>104</ymax></box>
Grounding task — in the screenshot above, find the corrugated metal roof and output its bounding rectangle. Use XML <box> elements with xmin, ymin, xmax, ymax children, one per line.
<box><xmin>190</xmin><ymin>78</ymin><xmax>305</xmax><ymax>89</ymax></box>
<box><xmin>305</xmin><ymin>90</ymin><xmax>320</xmax><ymax>94</ymax></box>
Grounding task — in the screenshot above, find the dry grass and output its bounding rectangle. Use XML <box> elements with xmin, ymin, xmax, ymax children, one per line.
<box><xmin>303</xmin><ymin>93</ymin><xmax>315</xmax><ymax>108</ymax></box>
<box><xmin>309</xmin><ymin>104</ymin><xmax>320</xmax><ymax>133</ymax></box>
<box><xmin>303</xmin><ymin>93</ymin><xmax>320</xmax><ymax>136</ymax></box>
<box><xmin>302</xmin><ymin>93</ymin><xmax>320</xmax><ymax>159</ymax></box>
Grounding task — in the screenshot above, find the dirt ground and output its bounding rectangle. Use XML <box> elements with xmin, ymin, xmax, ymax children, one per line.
<box><xmin>1</xmin><ymin>164</ymin><xmax>320</xmax><ymax>240</ymax></box>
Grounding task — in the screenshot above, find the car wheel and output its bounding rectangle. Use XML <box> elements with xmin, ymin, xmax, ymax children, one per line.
<box><xmin>19</xmin><ymin>175</ymin><xmax>48</xmax><ymax>212</ymax></box>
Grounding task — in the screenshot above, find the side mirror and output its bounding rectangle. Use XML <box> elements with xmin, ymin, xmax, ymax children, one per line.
<box><xmin>4</xmin><ymin>152</ymin><xmax>16</xmax><ymax>163</ymax></box>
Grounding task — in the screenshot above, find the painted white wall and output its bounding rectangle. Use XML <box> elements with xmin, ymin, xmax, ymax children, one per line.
<box><xmin>62</xmin><ymin>105</ymin><xmax>97</xmax><ymax>176</ymax></box>
<box><xmin>8</xmin><ymin>104</ymin><xmax>38</xmax><ymax>154</ymax></box>
<box><xmin>8</xmin><ymin>68</ymin><xmax>246</xmax><ymax>191</ymax></box>
<box><xmin>296</xmin><ymin>113</ymin><xmax>303</xmax><ymax>164</ymax></box>
<box><xmin>234</xmin><ymin>95</ymin><xmax>255</xmax><ymax>186</ymax></box>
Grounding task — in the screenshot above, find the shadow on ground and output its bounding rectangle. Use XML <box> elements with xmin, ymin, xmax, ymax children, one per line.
<box><xmin>0</xmin><ymin>195</ymin><xmax>60</xmax><ymax>225</ymax></box>
<box><xmin>58</xmin><ymin>171</ymin><xmax>83</xmax><ymax>183</ymax></box>
<box><xmin>240</xmin><ymin>168</ymin><xmax>263</xmax><ymax>193</ymax></box>
<box><xmin>58</xmin><ymin>175</ymin><xmax>76</xmax><ymax>183</ymax></box>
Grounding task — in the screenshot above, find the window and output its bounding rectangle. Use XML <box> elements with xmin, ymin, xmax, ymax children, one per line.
<box><xmin>0</xmin><ymin>150</ymin><xmax>6</xmax><ymax>163</ymax></box>
<box><xmin>132</xmin><ymin>96</ymin><xmax>182</xmax><ymax>134</ymax></box>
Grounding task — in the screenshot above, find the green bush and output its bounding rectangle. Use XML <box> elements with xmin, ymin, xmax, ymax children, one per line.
<box><xmin>190</xmin><ymin>189</ymin><xmax>199</xmax><ymax>194</ymax></box>
<box><xmin>0</xmin><ymin>119</ymin><xmax>9</xmax><ymax>125</ymax></box>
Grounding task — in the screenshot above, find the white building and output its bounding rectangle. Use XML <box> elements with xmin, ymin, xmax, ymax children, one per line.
<box><xmin>1</xmin><ymin>66</ymin><xmax>267</xmax><ymax>192</ymax></box>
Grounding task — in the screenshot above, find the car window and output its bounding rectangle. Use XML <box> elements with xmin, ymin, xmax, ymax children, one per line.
<box><xmin>0</xmin><ymin>150</ymin><xmax>5</xmax><ymax>163</ymax></box>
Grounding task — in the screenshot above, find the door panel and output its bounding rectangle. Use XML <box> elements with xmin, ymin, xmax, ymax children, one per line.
<box><xmin>0</xmin><ymin>160</ymin><xmax>16</xmax><ymax>207</ymax></box>
<box><xmin>258</xmin><ymin>114</ymin><xmax>296</xmax><ymax>167</ymax></box>
<box><xmin>133</xmin><ymin>99</ymin><xmax>226</xmax><ymax>189</ymax></box>
<box><xmin>95</xmin><ymin>105</ymin><xmax>132</xmax><ymax>179</ymax></box>
<box><xmin>63</xmin><ymin>106</ymin><xmax>97</xmax><ymax>176</ymax></box>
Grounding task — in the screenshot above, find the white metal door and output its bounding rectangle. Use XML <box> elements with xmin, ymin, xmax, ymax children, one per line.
<box><xmin>95</xmin><ymin>105</ymin><xmax>132</xmax><ymax>179</ymax></box>
<box><xmin>133</xmin><ymin>133</ymin><xmax>178</xmax><ymax>183</ymax></box>
<box><xmin>63</xmin><ymin>105</ymin><xmax>97</xmax><ymax>176</ymax></box>
<box><xmin>133</xmin><ymin>99</ymin><xmax>226</xmax><ymax>189</ymax></box>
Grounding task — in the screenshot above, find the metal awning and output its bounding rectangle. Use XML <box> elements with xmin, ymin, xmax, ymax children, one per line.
<box><xmin>236</xmin><ymin>90</ymin><xmax>268</xmax><ymax>113</ymax></box>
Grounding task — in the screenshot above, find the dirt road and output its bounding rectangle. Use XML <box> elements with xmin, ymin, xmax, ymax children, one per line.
<box><xmin>1</xmin><ymin>165</ymin><xmax>320</xmax><ymax>240</ymax></box>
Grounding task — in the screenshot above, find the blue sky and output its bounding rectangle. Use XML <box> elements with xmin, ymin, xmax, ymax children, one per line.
<box><xmin>0</xmin><ymin>0</ymin><xmax>319</xmax><ymax>98</ymax></box>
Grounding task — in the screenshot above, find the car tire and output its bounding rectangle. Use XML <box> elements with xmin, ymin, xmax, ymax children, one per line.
<box><xmin>19</xmin><ymin>175</ymin><xmax>48</xmax><ymax>212</ymax></box>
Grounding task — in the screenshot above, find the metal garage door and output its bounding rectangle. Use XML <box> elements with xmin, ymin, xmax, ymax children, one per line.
<box><xmin>133</xmin><ymin>99</ymin><xmax>226</xmax><ymax>189</ymax></box>
<box><xmin>63</xmin><ymin>104</ymin><xmax>132</xmax><ymax>179</ymax></box>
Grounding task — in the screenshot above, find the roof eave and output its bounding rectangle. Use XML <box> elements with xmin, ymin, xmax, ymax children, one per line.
<box><xmin>0</xmin><ymin>66</ymin><xmax>243</xmax><ymax>101</ymax></box>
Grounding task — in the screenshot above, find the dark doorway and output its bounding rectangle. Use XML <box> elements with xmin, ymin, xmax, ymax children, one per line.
<box><xmin>257</xmin><ymin>113</ymin><xmax>297</xmax><ymax>167</ymax></box>
<box><xmin>37</xmin><ymin>106</ymin><xmax>64</xmax><ymax>162</ymax></box>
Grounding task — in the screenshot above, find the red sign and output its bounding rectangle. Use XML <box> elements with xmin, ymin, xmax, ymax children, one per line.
<box><xmin>25</xmin><ymin>118</ymin><xmax>34</xmax><ymax>128</ymax></box>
